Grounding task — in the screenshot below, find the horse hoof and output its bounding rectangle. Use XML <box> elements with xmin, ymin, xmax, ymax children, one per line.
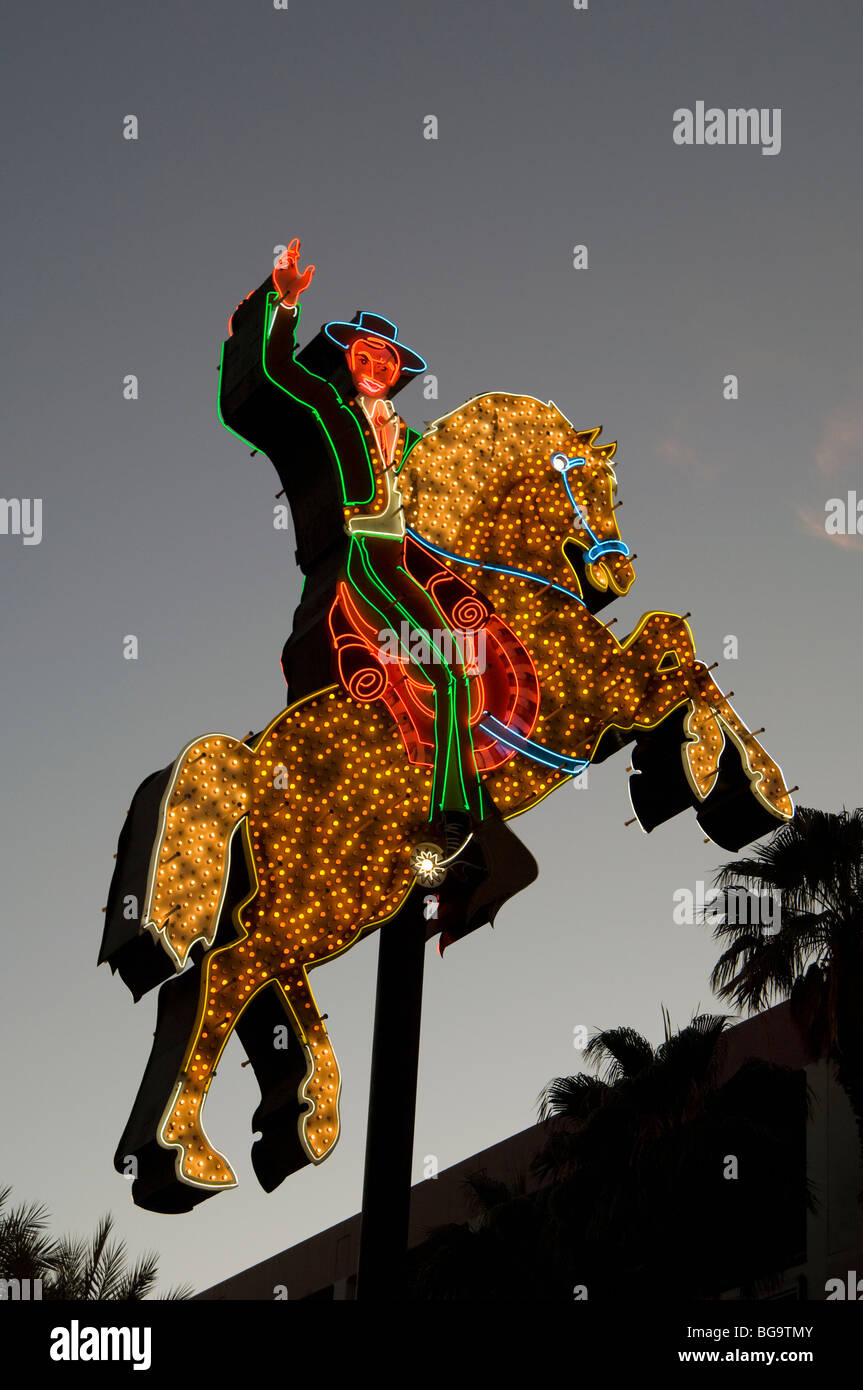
<box><xmin>298</xmin><ymin>1038</ymin><xmax>341</xmax><ymax>1162</ymax></box>
<box><xmin>300</xmin><ymin>1113</ymin><xmax>340</xmax><ymax>1163</ymax></box>
<box><xmin>174</xmin><ymin>1141</ymin><xmax>237</xmax><ymax>1189</ymax></box>
<box><xmin>161</xmin><ymin>1089</ymin><xmax>238</xmax><ymax>1189</ymax></box>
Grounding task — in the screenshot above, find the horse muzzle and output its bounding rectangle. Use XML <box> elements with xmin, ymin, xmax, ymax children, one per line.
<box><xmin>563</xmin><ymin>536</ymin><xmax>635</xmax><ymax>598</ymax></box>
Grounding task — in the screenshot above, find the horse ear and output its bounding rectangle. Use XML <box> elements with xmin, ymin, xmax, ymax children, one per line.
<box><xmin>576</xmin><ymin>427</ymin><xmax>617</xmax><ymax>461</ymax></box>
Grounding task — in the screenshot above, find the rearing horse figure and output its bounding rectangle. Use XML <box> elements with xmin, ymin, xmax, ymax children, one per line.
<box><xmin>103</xmin><ymin>390</ymin><xmax>792</xmax><ymax>1210</ymax></box>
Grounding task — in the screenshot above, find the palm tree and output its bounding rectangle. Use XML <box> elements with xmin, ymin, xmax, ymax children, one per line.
<box><xmin>404</xmin><ymin>1013</ymin><xmax>807</xmax><ymax>1299</ymax></box>
<box><xmin>535</xmin><ymin>1011</ymin><xmax>809</xmax><ymax>1298</ymax></box>
<box><xmin>0</xmin><ymin>1187</ymin><xmax>191</xmax><ymax>1299</ymax></box>
<box><xmin>0</xmin><ymin>1187</ymin><xmax>55</xmax><ymax>1295</ymax></box>
<box><xmin>709</xmin><ymin>806</ymin><xmax>863</xmax><ymax>1166</ymax></box>
<box><xmin>403</xmin><ymin>1169</ymin><xmax>570</xmax><ymax>1300</ymax></box>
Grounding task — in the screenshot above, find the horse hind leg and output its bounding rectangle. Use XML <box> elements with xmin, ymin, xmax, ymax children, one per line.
<box><xmin>158</xmin><ymin>932</ymin><xmax>343</xmax><ymax>1188</ymax></box>
<box><xmin>278</xmin><ymin>969</ymin><xmax>342</xmax><ymax>1163</ymax></box>
<box><xmin>113</xmin><ymin>960</ymin><xmax>234</xmax><ymax>1212</ymax></box>
<box><xmin>236</xmin><ymin>984</ymin><xmax>320</xmax><ymax>1191</ymax></box>
<box><xmin>157</xmin><ymin>936</ymin><xmax>256</xmax><ymax>1192</ymax></box>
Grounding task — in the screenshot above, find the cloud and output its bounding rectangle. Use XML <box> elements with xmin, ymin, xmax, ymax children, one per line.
<box><xmin>796</xmin><ymin>504</ymin><xmax>863</xmax><ymax>550</ymax></box>
<box><xmin>655</xmin><ymin>435</ymin><xmax>714</xmax><ymax>480</ymax></box>
<box><xmin>815</xmin><ymin>402</ymin><xmax>863</xmax><ymax>477</ymax></box>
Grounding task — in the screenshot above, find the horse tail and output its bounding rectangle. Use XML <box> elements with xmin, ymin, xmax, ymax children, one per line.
<box><xmin>141</xmin><ymin>734</ymin><xmax>253</xmax><ymax>970</ymax></box>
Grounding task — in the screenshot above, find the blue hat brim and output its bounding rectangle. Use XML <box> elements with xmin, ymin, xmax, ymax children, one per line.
<box><xmin>323</xmin><ymin>320</ymin><xmax>426</xmax><ymax>374</ymax></box>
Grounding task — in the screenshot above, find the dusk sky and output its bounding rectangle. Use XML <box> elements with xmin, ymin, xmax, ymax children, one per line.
<box><xmin>2</xmin><ymin>0</ymin><xmax>861</xmax><ymax>1294</ymax></box>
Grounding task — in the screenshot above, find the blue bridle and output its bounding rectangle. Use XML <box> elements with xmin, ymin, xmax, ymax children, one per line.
<box><xmin>551</xmin><ymin>451</ymin><xmax>632</xmax><ymax>565</ymax></box>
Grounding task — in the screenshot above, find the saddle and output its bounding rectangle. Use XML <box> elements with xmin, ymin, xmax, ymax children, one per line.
<box><xmin>327</xmin><ymin>533</ymin><xmax>541</xmax><ymax>771</ymax></box>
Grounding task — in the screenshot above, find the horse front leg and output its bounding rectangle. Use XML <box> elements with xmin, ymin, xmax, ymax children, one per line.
<box><xmin>620</xmin><ymin>613</ymin><xmax>792</xmax><ymax>821</ymax></box>
<box><xmin>687</xmin><ymin>662</ymin><xmax>793</xmax><ymax>819</ymax></box>
<box><xmin>613</xmin><ymin>612</ymin><xmax>724</xmax><ymax>799</ymax></box>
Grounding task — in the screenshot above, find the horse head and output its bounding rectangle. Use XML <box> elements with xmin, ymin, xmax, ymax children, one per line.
<box><xmin>401</xmin><ymin>392</ymin><xmax>635</xmax><ymax>604</ymax></box>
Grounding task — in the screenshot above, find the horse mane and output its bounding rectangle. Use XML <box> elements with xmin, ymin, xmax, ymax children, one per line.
<box><xmin>400</xmin><ymin>392</ymin><xmax>617</xmax><ymax>564</ymax></box>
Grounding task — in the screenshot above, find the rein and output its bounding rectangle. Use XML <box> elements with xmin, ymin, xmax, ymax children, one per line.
<box><xmin>404</xmin><ymin>448</ymin><xmax>629</xmax><ymax>780</ymax></box>
<box><xmin>404</xmin><ymin>527</ymin><xmax>585</xmax><ymax>605</ymax></box>
<box><xmin>403</xmin><ymin>526</ymin><xmax>591</xmax><ymax>780</ymax></box>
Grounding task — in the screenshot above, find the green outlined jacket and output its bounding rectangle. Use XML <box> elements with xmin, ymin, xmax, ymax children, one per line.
<box><xmin>263</xmin><ymin>294</ymin><xmax>423</xmax><ymax>525</ymax></box>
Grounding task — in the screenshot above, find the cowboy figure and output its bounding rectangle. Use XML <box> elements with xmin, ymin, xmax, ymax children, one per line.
<box><xmin>263</xmin><ymin>238</ymin><xmax>487</xmax><ymax>853</ymax></box>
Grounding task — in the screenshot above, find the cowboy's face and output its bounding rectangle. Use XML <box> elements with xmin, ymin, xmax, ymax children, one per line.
<box><xmin>346</xmin><ymin>335</ymin><xmax>401</xmax><ymax>397</ymax></box>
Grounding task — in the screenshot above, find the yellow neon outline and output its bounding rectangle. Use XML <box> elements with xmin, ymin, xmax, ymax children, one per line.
<box><xmin>494</xmin><ymin>609</ymin><xmax>792</xmax><ymax>825</ymax></box>
<box><xmin>141</xmin><ymin>734</ymin><xmax>248</xmax><ymax>968</ymax></box>
<box><xmin>150</xmin><ymin>681</ymin><xmax>443</xmax><ymax>1185</ymax></box>
<box><xmin>148</xmin><ymin>365</ymin><xmax>795</xmax><ymax>1186</ymax></box>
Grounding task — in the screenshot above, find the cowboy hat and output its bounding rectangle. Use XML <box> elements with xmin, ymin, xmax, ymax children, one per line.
<box><xmin>323</xmin><ymin>311</ymin><xmax>426</xmax><ymax>373</ymax></box>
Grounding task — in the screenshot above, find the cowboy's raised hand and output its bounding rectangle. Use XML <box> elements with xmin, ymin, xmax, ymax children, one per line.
<box><xmin>273</xmin><ymin>237</ymin><xmax>316</xmax><ymax>307</ymax></box>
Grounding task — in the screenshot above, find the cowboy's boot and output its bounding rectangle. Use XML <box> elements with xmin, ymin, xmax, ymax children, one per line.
<box><xmin>414</xmin><ymin>806</ymin><xmax>538</xmax><ymax>952</ymax></box>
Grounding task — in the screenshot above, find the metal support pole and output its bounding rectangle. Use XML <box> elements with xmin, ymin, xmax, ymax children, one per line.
<box><xmin>356</xmin><ymin>901</ymin><xmax>427</xmax><ymax>1299</ymax></box>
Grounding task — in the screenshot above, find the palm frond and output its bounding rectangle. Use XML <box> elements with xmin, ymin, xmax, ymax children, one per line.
<box><xmin>537</xmin><ymin>1073</ymin><xmax>609</xmax><ymax>1122</ymax></box>
<box><xmin>583</xmin><ymin>1026</ymin><xmax>655</xmax><ymax>1082</ymax></box>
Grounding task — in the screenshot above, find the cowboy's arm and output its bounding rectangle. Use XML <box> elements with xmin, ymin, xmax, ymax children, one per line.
<box><xmin>264</xmin><ymin>296</ymin><xmax>376</xmax><ymax>509</ymax></box>
<box><xmin>264</xmin><ymin>296</ymin><xmax>338</xmax><ymax>415</ymax></box>
<box><xmin>262</xmin><ymin>235</ymin><xmax>331</xmax><ymax>409</ymax></box>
